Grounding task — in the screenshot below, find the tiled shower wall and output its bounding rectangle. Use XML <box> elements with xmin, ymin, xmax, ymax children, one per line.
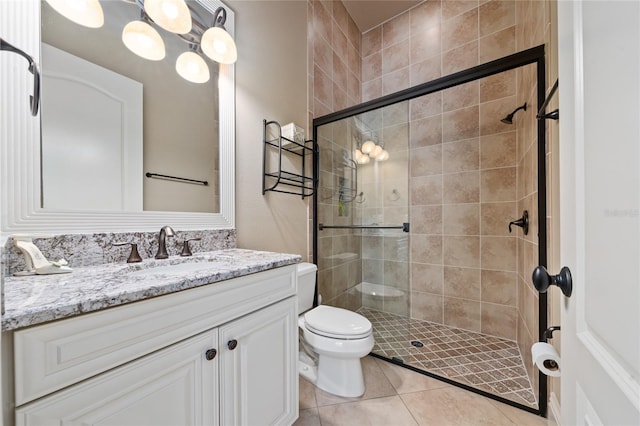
<box><xmin>308</xmin><ymin>0</ymin><xmax>363</xmax><ymax>309</ymax></box>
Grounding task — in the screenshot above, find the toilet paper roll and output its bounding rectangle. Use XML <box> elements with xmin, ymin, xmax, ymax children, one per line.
<box><xmin>531</xmin><ymin>342</ymin><xmax>561</xmax><ymax>377</ymax></box>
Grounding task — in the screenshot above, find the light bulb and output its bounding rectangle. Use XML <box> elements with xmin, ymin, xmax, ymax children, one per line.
<box><xmin>122</xmin><ymin>21</ymin><xmax>166</xmax><ymax>61</ymax></box>
<box><xmin>375</xmin><ymin>150</ymin><xmax>389</xmax><ymax>161</ymax></box>
<box><xmin>369</xmin><ymin>145</ymin><xmax>383</xmax><ymax>158</ymax></box>
<box><xmin>44</xmin><ymin>0</ymin><xmax>104</xmax><ymax>28</ymax></box>
<box><xmin>144</xmin><ymin>0</ymin><xmax>192</xmax><ymax>34</ymax></box>
<box><xmin>354</xmin><ymin>149</ymin><xmax>363</xmax><ymax>161</ymax></box>
<box><xmin>361</xmin><ymin>140</ymin><xmax>375</xmax><ymax>154</ymax></box>
<box><xmin>357</xmin><ymin>155</ymin><xmax>370</xmax><ymax>164</ymax></box>
<box><xmin>176</xmin><ymin>51</ymin><xmax>210</xmax><ymax>83</ymax></box>
<box><xmin>201</xmin><ymin>27</ymin><xmax>237</xmax><ymax>64</ymax></box>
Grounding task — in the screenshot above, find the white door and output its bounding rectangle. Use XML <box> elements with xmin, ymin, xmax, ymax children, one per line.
<box><xmin>557</xmin><ymin>1</ymin><xmax>640</xmax><ymax>425</ymax></box>
<box><xmin>219</xmin><ymin>297</ymin><xmax>298</xmax><ymax>426</ymax></box>
<box><xmin>41</xmin><ymin>43</ymin><xmax>143</xmax><ymax>211</ymax></box>
<box><xmin>15</xmin><ymin>330</ymin><xmax>219</xmax><ymax>426</ymax></box>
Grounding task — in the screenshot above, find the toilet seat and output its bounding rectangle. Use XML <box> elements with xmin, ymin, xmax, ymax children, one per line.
<box><xmin>303</xmin><ymin>306</ymin><xmax>372</xmax><ymax>340</ymax></box>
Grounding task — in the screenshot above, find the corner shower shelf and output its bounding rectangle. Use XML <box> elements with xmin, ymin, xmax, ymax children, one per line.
<box><xmin>262</xmin><ymin>119</ymin><xmax>317</xmax><ymax>198</ymax></box>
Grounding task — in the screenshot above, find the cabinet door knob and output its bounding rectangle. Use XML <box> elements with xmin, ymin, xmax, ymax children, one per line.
<box><xmin>227</xmin><ymin>339</ymin><xmax>238</xmax><ymax>350</ymax></box>
<box><xmin>205</xmin><ymin>348</ymin><xmax>217</xmax><ymax>360</ymax></box>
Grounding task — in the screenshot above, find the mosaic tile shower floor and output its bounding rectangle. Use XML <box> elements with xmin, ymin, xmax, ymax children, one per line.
<box><xmin>358</xmin><ymin>307</ymin><xmax>538</xmax><ymax>409</ymax></box>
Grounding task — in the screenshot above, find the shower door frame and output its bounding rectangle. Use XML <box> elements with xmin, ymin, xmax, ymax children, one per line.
<box><xmin>312</xmin><ymin>45</ymin><xmax>548</xmax><ymax>416</ymax></box>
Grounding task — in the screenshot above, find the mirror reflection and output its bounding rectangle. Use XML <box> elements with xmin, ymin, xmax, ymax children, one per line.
<box><xmin>40</xmin><ymin>0</ymin><xmax>221</xmax><ymax>213</ymax></box>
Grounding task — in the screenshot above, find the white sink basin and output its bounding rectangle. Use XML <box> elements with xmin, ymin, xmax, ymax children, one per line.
<box><xmin>128</xmin><ymin>261</ymin><xmax>226</xmax><ymax>277</ymax></box>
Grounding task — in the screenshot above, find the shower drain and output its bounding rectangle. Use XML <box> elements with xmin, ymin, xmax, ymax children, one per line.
<box><xmin>411</xmin><ymin>340</ymin><xmax>424</xmax><ymax>348</ymax></box>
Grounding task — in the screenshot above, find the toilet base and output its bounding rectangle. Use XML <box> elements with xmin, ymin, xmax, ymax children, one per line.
<box><xmin>316</xmin><ymin>354</ymin><xmax>366</xmax><ymax>397</ymax></box>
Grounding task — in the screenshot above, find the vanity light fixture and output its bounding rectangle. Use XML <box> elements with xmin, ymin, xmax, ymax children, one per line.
<box><xmin>176</xmin><ymin>48</ymin><xmax>210</xmax><ymax>83</ymax></box>
<box><xmin>44</xmin><ymin>0</ymin><xmax>104</xmax><ymax>28</ymax></box>
<box><xmin>361</xmin><ymin>140</ymin><xmax>376</xmax><ymax>154</ymax></box>
<box><xmin>144</xmin><ymin>0</ymin><xmax>192</xmax><ymax>34</ymax></box>
<box><xmin>200</xmin><ymin>7</ymin><xmax>238</xmax><ymax>64</ymax></box>
<box><xmin>122</xmin><ymin>18</ymin><xmax>166</xmax><ymax>61</ymax></box>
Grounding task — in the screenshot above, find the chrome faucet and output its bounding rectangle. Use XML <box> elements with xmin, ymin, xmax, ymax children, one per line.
<box><xmin>155</xmin><ymin>226</ymin><xmax>175</xmax><ymax>259</ymax></box>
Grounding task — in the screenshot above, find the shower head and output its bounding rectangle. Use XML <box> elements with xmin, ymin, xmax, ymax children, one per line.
<box><xmin>500</xmin><ymin>102</ymin><xmax>527</xmax><ymax>124</ymax></box>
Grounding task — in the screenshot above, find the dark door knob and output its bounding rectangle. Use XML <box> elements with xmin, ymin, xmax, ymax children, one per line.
<box><xmin>227</xmin><ymin>339</ymin><xmax>238</xmax><ymax>350</ymax></box>
<box><xmin>532</xmin><ymin>266</ymin><xmax>572</xmax><ymax>297</ymax></box>
<box><xmin>205</xmin><ymin>349</ymin><xmax>217</xmax><ymax>360</ymax></box>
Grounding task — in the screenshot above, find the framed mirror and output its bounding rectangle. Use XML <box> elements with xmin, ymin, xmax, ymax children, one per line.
<box><xmin>0</xmin><ymin>0</ymin><xmax>235</xmax><ymax>234</ymax></box>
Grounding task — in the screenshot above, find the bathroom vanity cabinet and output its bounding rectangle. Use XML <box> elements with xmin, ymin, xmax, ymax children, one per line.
<box><xmin>9</xmin><ymin>265</ymin><xmax>299</xmax><ymax>425</ymax></box>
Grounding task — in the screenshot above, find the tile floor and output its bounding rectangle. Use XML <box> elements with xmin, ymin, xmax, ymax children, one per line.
<box><xmin>358</xmin><ymin>308</ymin><xmax>538</xmax><ymax>408</ymax></box>
<box><xmin>294</xmin><ymin>356</ymin><xmax>548</xmax><ymax>426</ymax></box>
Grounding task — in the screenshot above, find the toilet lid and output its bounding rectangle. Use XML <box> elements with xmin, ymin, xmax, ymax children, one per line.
<box><xmin>303</xmin><ymin>306</ymin><xmax>372</xmax><ymax>339</ymax></box>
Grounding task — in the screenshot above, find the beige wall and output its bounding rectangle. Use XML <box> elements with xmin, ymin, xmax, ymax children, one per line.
<box><xmin>231</xmin><ymin>0</ymin><xmax>309</xmax><ymax>258</ymax></box>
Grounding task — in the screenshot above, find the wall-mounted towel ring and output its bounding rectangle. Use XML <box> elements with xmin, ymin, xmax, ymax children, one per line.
<box><xmin>390</xmin><ymin>189</ymin><xmax>400</xmax><ymax>201</ymax></box>
<box><xmin>355</xmin><ymin>192</ymin><xmax>366</xmax><ymax>203</ymax></box>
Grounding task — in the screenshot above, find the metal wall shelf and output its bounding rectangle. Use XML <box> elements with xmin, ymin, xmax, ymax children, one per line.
<box><xmin>262</xmin><ymin>119</ymin><xmax>317</xmax><ymax>198</ymax></box>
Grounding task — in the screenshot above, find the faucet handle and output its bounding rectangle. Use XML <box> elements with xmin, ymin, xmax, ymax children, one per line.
<box><xmin>114</xmin><ymin>242</ymin><xmax>143</xmax><ymax>263</ymax></box>
<box><xmin>180</xmin><ymin>238</ymin><xmax>201</xmax><ymax>257</ymax></box>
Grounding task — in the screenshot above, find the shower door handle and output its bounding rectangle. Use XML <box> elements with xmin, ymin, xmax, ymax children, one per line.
<box><xmin>532</xmin><ymin>266</ymin><xmax>572</xmax><ymax>297</ymax></box>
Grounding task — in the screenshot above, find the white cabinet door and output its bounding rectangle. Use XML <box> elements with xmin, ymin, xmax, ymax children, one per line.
<box><xmin>219</xmin><ymin>297</ymin><xmax>298</xmax><ymax>426</ymax></box>
<box><xmin>558</xmin><ymin>1</ymin><xmax>640</xmax><ymax>425</ymax></box>
<box><xmin>15</xmin><ymin>330</ymin><xmax>220</xmax><ymax>426</ymax></box>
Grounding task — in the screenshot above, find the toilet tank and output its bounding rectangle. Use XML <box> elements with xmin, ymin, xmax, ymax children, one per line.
<box><xmin>296</xmin><ymin>262</ymin><xmax>317</xmax><ymax>313</ymax></box>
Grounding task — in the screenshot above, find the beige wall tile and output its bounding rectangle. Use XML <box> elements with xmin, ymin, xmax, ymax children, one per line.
<box><xmin>333</xmin><ymin>53</ymin><xmax>348</xmax><ymax>90</ymax></box>
<box><xmin>480</xmin><ymin>131</ymin><xmax>517</xmax><ymax>169</ymax></box>
<box><xmin>314</xmin><ymin>34</ymin><xmax>333</xmax><ymax>75</ymax></box>
<box><xmin>480</xmin><ymin>201</ymin><xmax>517</xmax><ymax>236</ymax></box>
<box><xmin>362</xmin><ymin>26</ymin><xmax>381</xmax><ymax>57</ymax></box>
<box><xmin>481</xmin><ymin>302</ymin><xmax>517</xmax><ymax>339</ymax></box>
<box><xmin>382</xmin><ymin>11</ymin><xmax>411</xmax><ymax>48</ymax></box>
<box><xmin>442</xmin><ymin>138</ymin><xmax>480</xmax><ymax>173</ymax></box>
<box><xmin>333</xmin><ymin>21</ymin><xmax>348</xmax><ymax>61</ymax></box>
<box><xmin>412</xmin><ymin>263</ymin><xmax>444</xmax><ymax>294</ymax></box>
<box><xmin>443</xmin><ymin>105</ymin><xmax>479</xmax><ymax>142</ymax></box>
<box><xmin>481</xmin><ymin>236</ymin><xmax>517</xmax><ymax>271</ymax></box>
<box><xmin>411</xmin><ymin>234</ymin><xmax>443</xmax><ymax>264</ymax></box>
<box><xmin>382</xmin><ymin>67</ymin><xmax>411</xmax><ymax>95</ymax></box>
<box><xmin>443</xmin><ymin>171</ymin><xmax>480</xmax><ymax>204</ymax></box>
<box><xmin>410</xmin><ymin>55</ymin><xmax>443</xmax><ymax>86</ymax></box>
<box><xmin>410</xmin><ymin>0</ymin><xmax>442</xmax><ymax>33</ymax></box>
<box><xmin>410</xmin><ymin>92</ymin><xmax>442</xmax><ymax>120</ymax></box>
<box><xmin>443</xmin><ymin>81</ymin><xmax>479</xmax><ymax>113</ymax></box>
<box><xmin>383</xmin><ymin>41</ymin><xmax>411</xmax><ymax>75</ymax></box>
<box><xmin>443</xmin><ymin>235</ymin><xmax>480</xmax><ymax>268</ymax></box>
<box><xmin>444</xmin><ymin>266</ymin><xmax>481</xmax><ymax>299</ymax></box>
<box><xmin>362</xmin><ymin>52</ymin><xmax>381</xmax><ymax>83</ymax></box>
<box><xmin>313</xmin><ymin>0</ymin><xmax>332</xmax><ymax>43</ymax></box>
<box><xmin>411</xmin><ymin>205</ymin><xmax>443</xmax><ymax>234</ymax></box>
<box><xmin>362</xmin><ymin>78</ymin><xmax>382</xmax><ymax>102</ymax></box>
<box><xmin>444</xmin><ymin>296</ymin><xmax>481</xmax><ymax>331</ymax></box>
<box><xmin>479</xmin><ymin>25</ymin><xmax>515</xmax><ymax>63</ymax></box>
<box><xmin>442</xmin><ymin>0</ymin><xmax>479</xmax><ymax>21</ymax></box>
<box><xmin>411</xmin><ymin>175</ymin><xmax>443</xmax><ymax>205</ymax></box>
<box><xmin>442</xmin><ymin>8</ymin><xmax>478</xmax><ymax>52</ymax></box>
<box><xmin>443</xmin><ymin>203</ymin><xmax>480</xmax><ymax>235</ymax></box>
<box><xmin>411</xmin><ymin>291</ymin><xmax>444</xmax><ymax>322</ymax></box>
<box><xmin>480</xmin><ymin>95</ymin><xmax>517</xmax><ymax>135</ymax></box>
<box><xmin>410</xmin><ymin>146</ymin><xmax>443</xmax><ymax>177</ymax></box>
<box><xmin>479</xmin><ymin>0</ymin><xmax>516</xmax><ymax>37</ymax></box>
<box><xmin>480</xmin><ymin>167</ymin><xmax>517</xmax><ymax>202</ymax></box>
<box><xmin>410</xmin><ymin>25</ymin><xmax>442</xmax><ymax>64</ymax></box>
<box><xmin>481</xmin><ymin>269</ymin><xmax>517</xmax><ymax>305</ymax></box>
<box><xmin>443</xmin><ymin>41</ymin><xmax>479</xmax><ymax>75</ymax></box>
<box><xmin>479</xmin><ymin>69</ymin><xmax>516</xmax><ymax>102</ymax></box>
<box><xmin>410</xmin><ymin>115</ymin><xmax>443</xmax><ymax>148</ymax></box>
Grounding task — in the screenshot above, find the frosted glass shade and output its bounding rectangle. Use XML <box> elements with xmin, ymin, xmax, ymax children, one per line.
<box><xmin>176</xmin><ymin>51</ymin><xmax>210</xmax><ymax>83</ymax></box>
<box><xmin>375</xmin><ymin>150</ymin><xmax>389</xmax><ymax>161</ymax></box>
<box><xmin>122</xmin><ymin>21</ymin><xmax>166</xmax><ymax>61</ymax></box>
<box><xmin>369</xmin><ymin>145</ymin><xmax>383</xmax><ymax>158</ymax></box>
<box><xmin>201</xmin><ymin>27</ymin><xmax>237</xmax><ymax>64</ymax></box>
<box><xmin>361</xmin><ymin>140</ymin><xmax>376</xmax><ymax>154</ymax></box>
<box><xmin>144</xmin><ymin>0</ymin><xmax>192</xmax><ymax>34</ymax></box>
<box><xmin>357</xmin><ymin>155</ymin><xmax>370</xmax><ymax>165</ymax></box>
<box><xmin>44</xmin><ymin>0</ymin><xmax>104</xmax><ymax>28</ymax></box>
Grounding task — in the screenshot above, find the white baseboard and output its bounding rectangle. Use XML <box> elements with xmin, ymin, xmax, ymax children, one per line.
<box><xmin>548</xmin><ymin>392</ymin><xmax>561</xmax><ymax>425</ymax></box>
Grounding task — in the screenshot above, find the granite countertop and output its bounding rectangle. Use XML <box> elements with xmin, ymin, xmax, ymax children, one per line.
<box><xmin>2</xmin><ymin>249</ymin><xmax>301</xmax><ymax>331</ymax></box>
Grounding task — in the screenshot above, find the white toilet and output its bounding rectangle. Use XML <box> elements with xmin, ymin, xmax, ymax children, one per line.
<box><xmin>297</xmin><ymin>262</ymin><xmax>374</xmax><ymax>397</ymax></box>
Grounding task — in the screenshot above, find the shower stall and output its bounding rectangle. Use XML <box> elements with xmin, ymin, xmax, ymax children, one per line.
<box><xmin>312</xmin><ymin>47</ymin><xmax>548</xmax><ymax>414</ymax></box>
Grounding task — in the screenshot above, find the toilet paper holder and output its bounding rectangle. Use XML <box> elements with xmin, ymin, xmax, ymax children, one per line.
<box><xmin>543</xmin><ymin>325</ymin><xmax>560</xmax><ymax>342</ymax></box>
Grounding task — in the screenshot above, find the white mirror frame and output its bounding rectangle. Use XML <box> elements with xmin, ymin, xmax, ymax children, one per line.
<box><xmin>0</xmin><ymin>0</ymin><xmax>235</xmax><ymax>236</ymax></box>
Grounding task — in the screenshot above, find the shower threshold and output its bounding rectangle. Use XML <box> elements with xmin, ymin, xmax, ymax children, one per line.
<box><xmin>358</xmin><ymin>307</ymin><xmax>538</xmax><ymax>411</ymax></box>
